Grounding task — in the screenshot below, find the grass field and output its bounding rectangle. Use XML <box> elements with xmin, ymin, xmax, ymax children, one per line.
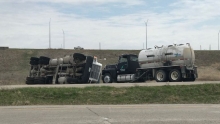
<box><xmin>0</xmin><ymin>84</ymin><xmax>220</xmax><ymax>106</ymax></box>
<box><xmin>0</xmin><ymin>49</ymin><xmax>220</xmax><ymax>85</ymax></box>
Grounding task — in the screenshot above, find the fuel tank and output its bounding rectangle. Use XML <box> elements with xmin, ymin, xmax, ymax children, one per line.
<box><xmin>138</xmin><ymin>43</ymin><xmax>195</xmax><ymax>68</ymax></box>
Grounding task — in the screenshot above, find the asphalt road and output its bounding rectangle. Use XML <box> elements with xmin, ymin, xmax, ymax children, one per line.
<box><xmin>0</xmin><ymin>81</ymin><xmax>220</xmax><ymax>89</ymax></box>
<box><xmin>0</xmin><ymin>104</ymin><xmax>220</xmax><ymax>124</ymax></box>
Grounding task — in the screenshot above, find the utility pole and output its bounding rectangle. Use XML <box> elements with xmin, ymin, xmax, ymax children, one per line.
<box><xmin>99</xmin><ymin>42</ymin><xmax>101</xmax><ymax>50</ymax></box>
<box><xmin>49</xmin><ymin>18</ymin><xmax>51</xmax><ymax>49</ymax></box>
<box><xmin>218</xmin><ymin>30</ymin><xmax>220</xmax><ymax>50</ymax></box>
<box><xmin>62</xmin><ymin>29</ymin><xmax>65</xmax><ymax>49</ymax></box>
<box><xmin>145</xmin><ymin>19</ymin><xmax>148</xmax><ymax>49</ymax></box>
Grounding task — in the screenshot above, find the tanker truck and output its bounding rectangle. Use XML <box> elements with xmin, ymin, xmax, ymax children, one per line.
<box><xmin>26</xmin><ymin>53</ymin><xmax>102</xmax><ymax>84</ymax></box>
<box><xmin>102</xmin><ymin>43</ymin><xmax>198</xmax><ymax>83</ymax></box>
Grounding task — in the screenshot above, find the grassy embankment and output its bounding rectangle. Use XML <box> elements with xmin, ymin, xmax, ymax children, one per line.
<box><xmin>1</xmin><ymin>49</ymin><xmax>220</xmax><ymax>85</ymax></box>
<box><xmin>0</xmin><ymin>84</ymin><xmax>220</xmax><ymax>106</ymax></box>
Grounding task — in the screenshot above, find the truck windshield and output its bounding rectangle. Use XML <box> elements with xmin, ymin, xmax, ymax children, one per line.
<box><xmin>119</xmin><ymin>57</ymin><xmax>127</xmax><ymax>63</ymax></box>
<box><xmin>130</xmin><ymin>56</ymin><xmax>138</xmax><ymax>62</ymax></box>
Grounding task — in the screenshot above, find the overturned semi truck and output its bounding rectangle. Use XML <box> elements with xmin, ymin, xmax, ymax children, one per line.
<box><xmin>102</xmin><ymin>43</ymin><xmax>198</xmax><ymax>83</ymax></box>
<box><xmin>26</xmin><ymin>53</ymin><xmax>102</xmax><ymax>84</ymax></box>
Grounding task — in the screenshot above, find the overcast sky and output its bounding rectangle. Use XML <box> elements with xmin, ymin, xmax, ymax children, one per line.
<box><xmin>1</xmin><ymin>0</ymin><xmax>220</xmax><ymax>50</ymax></box>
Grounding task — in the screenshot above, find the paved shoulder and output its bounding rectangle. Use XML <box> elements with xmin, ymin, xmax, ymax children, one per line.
<box><xmin>1</xmin><ymin>81</ymin><xmax>220</xmax><ymax>89</ymax></box>
<box><xmin>0</xmin><ymin>104</ymin><xmax>220</xmax><ymax>124</ymax></box>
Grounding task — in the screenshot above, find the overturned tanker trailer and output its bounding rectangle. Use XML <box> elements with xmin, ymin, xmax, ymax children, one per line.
<box><xmin>26</xmin><ymin>53</ymin><xmax>102</xmax><ymax>84</ymax></box>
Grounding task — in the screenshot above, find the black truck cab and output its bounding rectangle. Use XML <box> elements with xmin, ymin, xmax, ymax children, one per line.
<box><xmin>102</xmin><ymin>54</ymin><xmax>139</xmax><ymax>83</ymax></box>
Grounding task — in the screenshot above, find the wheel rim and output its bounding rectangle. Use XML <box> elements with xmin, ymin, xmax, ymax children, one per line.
<box><xmin>104</xmin><ymin>75</ymin><xmax>110</xmax><ymax>83</ymax></box>
<box><xmin>171</xmin><ymin>71</ymin><xmax>179</xmax><ymax>81</ymax></box>
<box><xmin>156</xmin><ymin>72</ymin><xmax>164</xmax><ymax>81</ymax></box>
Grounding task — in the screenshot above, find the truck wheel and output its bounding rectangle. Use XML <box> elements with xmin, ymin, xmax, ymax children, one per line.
<box><xmin>34</xmin><ymin>77</ymin><xmax>46</xmax><ymax>84</ymax></box>
<box><xmin>155</xmin><ymin>70</ymin><xmax>167</xmax><ymax>82</ymax></box>
<box><xmin>103</xmin><ymin>73</ymin><xmax>112</xmax><ymax>83</ymax></box>
<box><xmin>46</xmin><ymin>76</ymin><xmax>53</xmax><ymax>84</ymax></box>
<box><xmin>169</xmin><ymin>69</ymin><xmax>181</xmax><ymax>82</ymax></box>
<box><xmin>26</xmin><ymin>77</ymin><xmax>34</xmax><ymax>84</ymax></box>
<box><xmin>73</xmin><ymin>53</ymin><xmax>86</xmax><ymax>63</ymax></box>
<box><xmin>39</xmin><ymin>56</ymin><xmax>50</xmax><ymax>65</ymax></box>
<box><xmin>30</xmin><ymin>57</ymin><xmax>39</xmax><ymax>65</ymax></box>
<box><xmin>30</xmin><ymin>57</ymin><xmax>39</xmax><ymax>61</ymax></box>
<box><xmin>30</xmin><ymin>60</ymin><xmax>39</xmax><ymax>65</ymax></box>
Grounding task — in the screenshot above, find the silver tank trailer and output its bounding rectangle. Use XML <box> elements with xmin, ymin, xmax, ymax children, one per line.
<box><xmin>49</xmin><ymin>55</ymin><xmax>72</xmax><ymax>66</ymax></box>
<box><xmin>138</xmin><ymin>44</ymin><xmax>195</xmax><ymax>69</ymax></box>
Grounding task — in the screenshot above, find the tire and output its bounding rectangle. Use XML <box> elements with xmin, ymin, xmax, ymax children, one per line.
<box><xmin>26</xmin><ymin>80</ymin><xmax>33</xmax><ymax>84</ymax></box>
<box><xmin>30</xmin><ymin>60</ymin><xmax>39</xmax><ymax>65</ymax></box>
<box><xmin>39</xmin><ymin>56</ymin><xmax>50</xmax><ymax>60</ymax></box>
<box><xmin>34</xmin><ymin>77</ymin><xmax>46</xmax><ymax>84</ymax></box>
<box><xmin>39</xmin><ymin>56</ymin><xmax>50</xmax><ymax>65</ymax></box>
<box><xmin>103</xmin><ymin>73</ymin><xmax>113</xmax><ymax>83</ymax></box>
<box><xmin>169</xmin><ymin>69</ymin><xmax>182</xmax><ymax>82</ymax></box>
<box><xmin>30</xmin><ymin>57</ymin><xmax>39</xmax><ymax>65</ymax></box>
<box><xmin>39</xmin><ymin>60</ymin><xmax>44</xmax><ymax>65</ymax></box>
<box><xmin>26</xmin><ymin>77</ymin><xmax>34</xmax><ymax>84</ymax></box>
<box><xmin>39</xmin><ymin>60</ymin><xmax>50</xmax><ymax>65</ymax></box>
<box><xmin>73</xmin><ymin>53</ymin><xmax>86</xmax><ymax>62</ymax></box>
<box><xmin>46</xmin><ymin>76</ymin><xmax>53</xmax><ymax>84</ymax></box>
<box><xmin>155</xmin><ymin>70</ymin><xmax>167</xmax><ymax>82</ymax></box>
<box><xmin>30</xmin><ymin>57</ymin><xmax>39</xmax><ymax>61</ymax></box>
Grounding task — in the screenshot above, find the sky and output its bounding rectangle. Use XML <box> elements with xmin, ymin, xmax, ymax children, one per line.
<box><xmin>0</xmin><ymin>0</ymin><xmax>220</xmax><ymax>50</ymax></box>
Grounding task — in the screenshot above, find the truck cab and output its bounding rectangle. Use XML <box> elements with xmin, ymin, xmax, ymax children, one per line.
<box><xmin>102</xmin><ymin>54</ymin><xmax>139</xmax><ymax>83</ymax></box>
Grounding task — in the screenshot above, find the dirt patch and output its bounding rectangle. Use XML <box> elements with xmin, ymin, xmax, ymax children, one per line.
<box><xmin>197</xmin><ymin>63</ymin><xmax>220</xmax><ymax>81</ymax></box>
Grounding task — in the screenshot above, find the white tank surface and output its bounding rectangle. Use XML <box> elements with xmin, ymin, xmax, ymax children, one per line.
<box><xmin>63</xmin><ymin>55</ymin><xmax>71</xmax><ymax>64</ymax></box>
<box><xmin>58</xmin><ymin>77</ymin><xmax>66</xmax><ymax>84</ymax></box>
<box><xmin>49</xmin><ymin>55</ymin><xmax>73</xmax><ymax>66</ymax></box>
<box><xmin>138</xmin><ymin>43</ymin><xmax>195</xmax><ymax>69</ymax></box>
<box><xmin>58</xmin><ymin>58</ymin><xmax>64</xmax><ymax>64</ymax></box>
<box><xmin>49</xmin><ymin>59</ymin><xmax>58</xmax><ymax>66</ymax></box>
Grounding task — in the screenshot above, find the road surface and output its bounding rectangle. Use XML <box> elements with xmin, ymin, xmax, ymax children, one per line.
<box><xmin>0</xmin><ymin>104</ymin><xmax>220</xmax><ymax>124</ymax></box>
<box><xmin>0</xmin><ymin>81</ymin><xmax>220</xmax><ymax>89</ymax></box>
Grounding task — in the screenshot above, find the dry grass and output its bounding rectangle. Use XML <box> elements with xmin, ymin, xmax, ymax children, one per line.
<box><xmin>0</xmin><ymin>49</ymin><xmax>220</xmax><ymax>85</ymax></box>
<box><xmin>197</xmin><ymin>63</ymin><xmax>220</xmax><ymax>81</ymax></box>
